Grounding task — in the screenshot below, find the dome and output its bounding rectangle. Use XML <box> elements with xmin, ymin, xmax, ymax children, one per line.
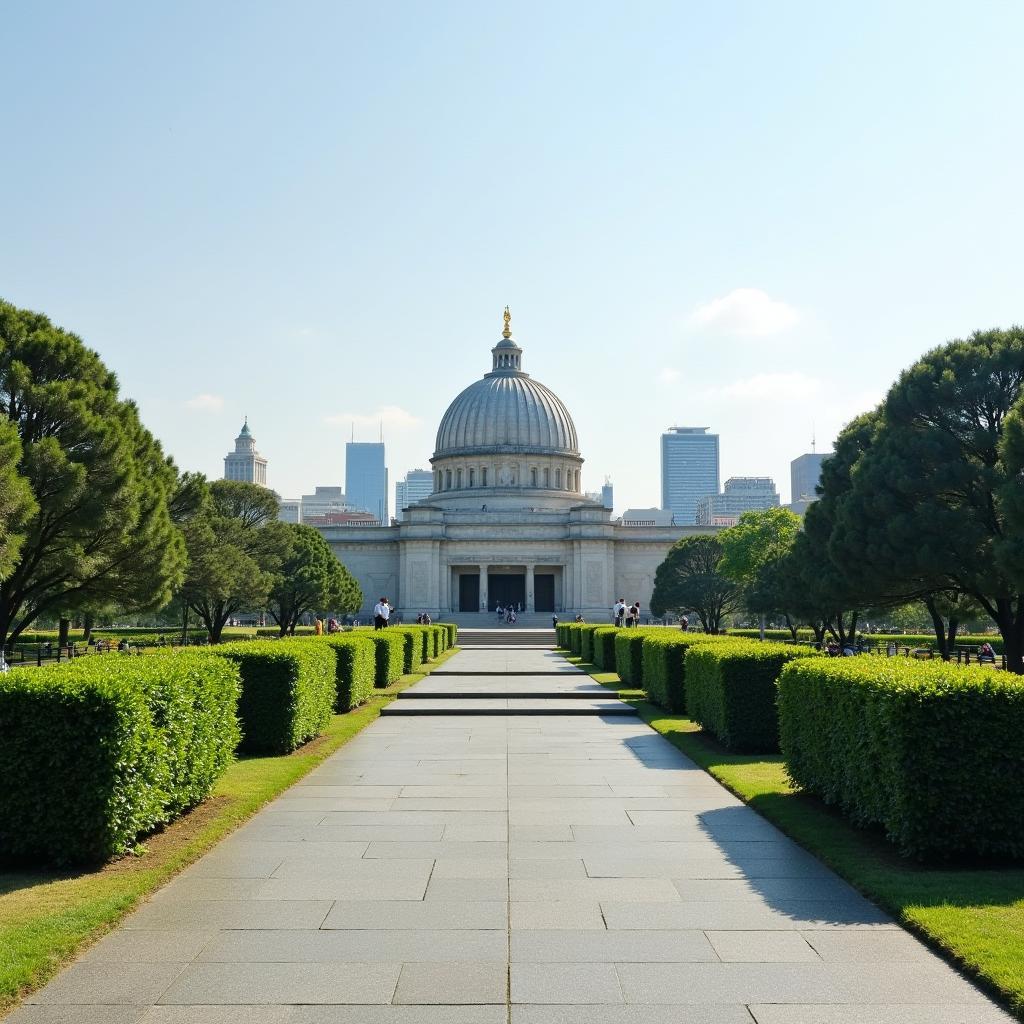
<box><xmin>433</xmin><ymin>315</ymin><xmax>579</xmax><ymax>459</ymax></box>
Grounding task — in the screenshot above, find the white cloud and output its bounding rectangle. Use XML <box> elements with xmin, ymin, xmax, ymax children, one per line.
<box><xmin>687</xmin><ymin>288</ymin><xmax>800</xmax><ymax>337</ymax></box>
<box><xmin>185</xmin><ymin>393</ymin><xmax>224</xmax><ymax>412</ymax></box>
<box><xmin>710</xmin><ymin>372</ymin><xmax>822</xmax><ymax>400</ymax></box>
<box><xmin>324</xmin><ymin>405</ymin><xmax>421</xmax><ymax>431</ymax></box>
<box><xmin>658</xmin><ymin>368</ymin><xmax>681</xmax><ymax>384</ymax></box>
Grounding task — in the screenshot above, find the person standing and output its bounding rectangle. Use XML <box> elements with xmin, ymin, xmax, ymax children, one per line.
<box><xmin>373</xmin><ymin>596</ymin><xmax>388</xmax><ymax>631</ymax></box>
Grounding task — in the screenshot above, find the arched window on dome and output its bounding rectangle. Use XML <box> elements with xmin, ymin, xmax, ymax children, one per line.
<box><xmin>456</xmin><ymin>468</ymin><xmax>463</xmax><ymax>489</ymax></box>
<box><xmin>555</xmin><ymin>468</ymin><xmax>562</xmax><ymax>489</ymax></box>
<box><xmin>469</xmin><ymin>468</ymin><xmax>475</xmax><ymax>487</ymax></box>
<box><xmin>543</xmin><ymin>467</ymin><xmax>550</xmax><ymax>488</ymax></box>
<box><xmin>445</xmin><ymin>469</ymin><xmax>452</xmax><ymax>490</ymax></box>
<box><xmin>530</xmin><ymin>468</ymin><xmax>537</xmax><ymax>487</ymax></box>
<box><xmin>481</xmin><ymin>467</ymin><xmax>488</xmax><ymax>486</ymax></box>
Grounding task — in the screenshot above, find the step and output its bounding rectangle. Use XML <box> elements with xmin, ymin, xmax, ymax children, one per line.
<box><xmin>381</xmin><ymin>698</ymin><xmax>637</xmax><ymax>716</ymax></box>
<box><xmin>397</xmin><ymin>690</ymin><xmax>610</xmax><ymax>700</ymax></box>
<box><xmin>431</xmin><ymin>670</ymin><xmax>584</xmax><ymax>677</ymax></box>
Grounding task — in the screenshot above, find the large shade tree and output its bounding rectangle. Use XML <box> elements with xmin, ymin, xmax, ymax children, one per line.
<box><xmin>768</xmin><ymin>411</ymin><xmax>881</xmax><ymax>647</ymax></box>
<box><xmin>719</xmin><ymin>507</ymin><xmax>802</xmax><ymax>636</ymax></box>
<box><xmin>263</xmin><ymin>523</ymin><xmax>362</xmax><ymax>636</ymax></box>
<box><xmin>829</xmin><ymin>327</ymin><xmax>1024</xmax><ymax>669</ymax></box>
<box><xmin>650</xmin><ymin>535</ymin><xmax>740</xmax><ymax>633</ymax></box>
<box><xmin>0</xmin><ymin>300</ymin><xmax>185</xmax><ymax>645</ymax></box>
<box><xmin>179</xmin><ymin>480</ymin><xmax>280</xmax><ymax>643</ymax></box>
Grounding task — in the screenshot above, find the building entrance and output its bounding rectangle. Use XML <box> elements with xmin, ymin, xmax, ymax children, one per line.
<box><xmin>458</xmin><ymin>573</ymin><xmax>480</xmax><ymax>612</ymax></box>
<box><xmin>535</xmin><ymin>573</ymin><xmax>556</xmax><ymax>612</ymax></box>
<box><xmin>488</xmin><ymin>572</ymin><xmax>525</xmax><ymax>611</ymax></box>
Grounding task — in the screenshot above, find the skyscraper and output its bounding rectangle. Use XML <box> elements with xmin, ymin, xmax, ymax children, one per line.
<box><xmin>695</xmin><ymin>476</ymin><xmax>780</xmax><ymax>526</ymax></box>
<box><xmin>601</xmin><ymin>478</ymin><xmax>614</xmax><ymax>512</ymax></box>
<box><xmin>791</xmin><ymin>452</ymin><xmax>827</xmax><ymax>508</ymax></box>
<box><xmin>223</xmin><ymin>418</ymin><xmax>268</xmax><ymax>485</ymax></box>
<box><xmin>395</xmin><ymin>469</ymin><xmax>434</xmax><ymax>522</ymax></box>
<box><xmin>345</xmin><ymin>442</ymin><xmax>388</xmax><ymax>524</ymax></box>
<box><xmin>661</xmin><ymin>427</ymin><xmax>720</xmax><ymax>525</ymax></box>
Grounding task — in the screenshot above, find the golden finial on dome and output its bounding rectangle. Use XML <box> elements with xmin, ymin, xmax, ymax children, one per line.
<box><xmin>502</xmin><ymin>306</ymin><xmax>512</xmax><ymax>339</ymax></box>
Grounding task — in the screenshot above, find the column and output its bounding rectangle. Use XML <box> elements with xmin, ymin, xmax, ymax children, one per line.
<box><xmin>480</xmin><ymin>564</ymin><xmax>489</xmax><ymax>612</ymax></box>
<box><xmin>526</xmin><ymin>564</ymin><xmax>535</xmax><ymax>613</ymax></box>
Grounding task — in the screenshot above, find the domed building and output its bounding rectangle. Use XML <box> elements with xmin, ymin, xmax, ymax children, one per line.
<box><xmin>321</xmin><ymin>311</ymin><xmax>708</xmax><ymax>622</ymax></box>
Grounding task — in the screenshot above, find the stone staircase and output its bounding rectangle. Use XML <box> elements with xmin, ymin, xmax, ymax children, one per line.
<box><xmin>455</xmin><ymin>628</ymin><xmax>555</xmax><ymax>649</ymax></box>
<box><xmin>381</xmin><ymin>645</ymin><xmax>636</xmax><ymax>717</ymax></box>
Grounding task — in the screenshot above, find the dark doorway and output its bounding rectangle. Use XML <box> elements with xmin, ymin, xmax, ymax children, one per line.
<box><xmin>535</xmin><ymin>574</ymin><xmax>555</xmax><ymax>612</ymax></box>
<box><xmin>489</xmin><ymin>573</ymin><xmax>525</xmax><ymax>610</ymax></box>
<box><xmin>459</xmin><ymin>573</ymin><xmax>480</xmax><ymax>612</ymax></box>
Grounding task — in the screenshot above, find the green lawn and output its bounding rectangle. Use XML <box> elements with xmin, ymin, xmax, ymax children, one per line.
<box><xmin>0</xmin><ymin>648</ymin><xmax>457</xmax><ymax>1017</ymax></box>
<box><xmin>564</xmin><ymin>652</ymin><xmax>1024</xmax><ymax>1020</ymax></box>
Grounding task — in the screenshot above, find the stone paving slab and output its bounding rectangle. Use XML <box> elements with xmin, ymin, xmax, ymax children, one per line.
<box><xmin>14</xmin><ymin>645</ymin><xmax>1014</xmax><ymax>1023</ymax></box>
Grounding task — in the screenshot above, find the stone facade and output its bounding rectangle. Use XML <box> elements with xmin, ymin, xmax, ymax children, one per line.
<box><xmin>318</xmin><ymin>312</ymin><xmax>716</xmax><ymax>621</ymax></box>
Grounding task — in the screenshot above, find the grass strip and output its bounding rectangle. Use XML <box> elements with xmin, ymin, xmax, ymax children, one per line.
<box><xmin>0</xmin><ymin>646</ymin><xmax>458</xmax><ymax>1017</ymax></box>
<box><xmin>560</xmin><ymin>650</ymin><xmax>1024</xmax><ymax>1020</ymax></box>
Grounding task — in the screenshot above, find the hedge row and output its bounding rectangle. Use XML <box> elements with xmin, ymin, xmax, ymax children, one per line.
<box><xmin>216</xmin><ymin>640</ymin><xmax>336</xmax><ymax>754</ymax></box>
<box><xmin>640</xmin><ymin>632</ymin><xmax>735</xmax><ymax>713</ymax></box>
<box><xmin>0</xmin><ymin>653</ymin><xmax>241</xmax><ymax>863</ymax></box>
<box><xmin>727</xmin><ymin>628</ymin><xmax>1004</xmax><ymax>653</ymax></box>
<box><xmin>685</xmin><ymin>640</ymin><xmax>819</xmax><ymax>752</ymax></box>
<box><xmin>778</xmin><ymin>657</ymin><xmax>1024</xmax><ymax>859</ymax></box>
<box><xmin>320</xmin><ymin>634</ymin><xmax>376</xmax><ymax>712</ymax></box>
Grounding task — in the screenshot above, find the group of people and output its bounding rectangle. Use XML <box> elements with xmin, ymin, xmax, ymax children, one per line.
<box><xmin>612</xmin><ymin>598</ymin><xmax>642</xmax><ymax>628</ymax></box>
<box><xmin>312</xmin><ymin>617</ymin><xmax>342</xmax><ymax>635</ymax></box>
<box><xmin>495</xmin><ymin>603</ymin><xmax>519</xmax><ymax>624</ymax></box>
<box><xmin>415</xmin><ymin>611</ymin><xmax>432</xmax><ymax>625</ymax></box>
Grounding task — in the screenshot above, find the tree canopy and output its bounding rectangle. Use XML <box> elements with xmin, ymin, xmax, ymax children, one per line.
<box><xmin>264</xmin><ymin>523</ymin><xmax>362</xmax><ymax>635</ymax></box>
<box><xmin>0</xmin><ymin>299</ymin><xmax>185</xmax><ymax>645</ymax></box>
<box><xmin>0</xmin><ymin>418</ymin><xmax>36</xmax><ymax>581</ymax></box>
<box><xmin>824</xmin><ymin>328</ymin><xmax>1024</xmax><ymax>668</ymax></box>
<box><xmin>179</xmin><ymin>479</ymin><xmax>277</xmax><ymax>643</ymax></box>
<box><xmin>650</xmin><ymin>535</ymin><xmax>740</xmax><ymax>633</ymax></box>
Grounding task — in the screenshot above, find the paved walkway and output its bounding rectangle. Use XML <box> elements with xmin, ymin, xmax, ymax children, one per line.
<box><xmin>12</xmin><ymin>646</ymin><xmax>1013</xmax><ymax>1023</ymax></box>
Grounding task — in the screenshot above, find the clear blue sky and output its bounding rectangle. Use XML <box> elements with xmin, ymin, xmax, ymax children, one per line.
<box><xmin>3</xmin><ymin>1</ymin><xmax>1022</xmax><ymax>508</ymax></box>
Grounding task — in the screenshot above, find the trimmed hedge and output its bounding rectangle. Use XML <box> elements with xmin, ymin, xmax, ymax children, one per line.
<box><xmin>612</xmin><ymin>627</ymin><xmax>665</xmax><ymax>685</ymax></box>
<box><xmin>392</xmin><ymin>627</ymin><xmax>424</xmax><ymax>675</ymax></box>
<box><xmin>437</xmin><ymin>622</ymin><xmax>458</xmax><ymax>648</ymax></box>
<box><xmin>561</xmin><ymin>623</ymin><xmax>584</xmax><ymax>655</ymax></box>
<box><xmin>365</xmin><ymin>631</ymin><xmax>406</xmax><ymax>688</ymax></box>
<box><xmin>256</xmin><ymin>626</ymin><xmax>317</xmax><ymax>638</ymax></box>
<box><xmin>0</xmin><ymin>652</ymin><xmax>241</xmax><ymax>863</ymax></box>
<box><xmin>215</xmin><ymin>640</ymin><xmax>335</xmax><ymax>754</ymax></box>
<box><xmin>685</xmin><ymin>640</ymin><xmax>820</xmax><ymax>752</ymax></box>
<box><xmin>591</xmin><ymin>627</ymin><xmax>620</xmax><ymax>671</ymax></box>
<box><xmin>579</xmin><ymin>624</ymin><xmax>605</xmax><ymax>664</ymax></box>
<box><xmin>728</xmin><ymin>628</ymin><xmax>1005</xmax><ymax>654</ymax></box>
<box><xmin>778</xmin><ymin>658</ymin><xmax>1024</xmax><ymax>859</ymax></box>
<box><xmin>641</xmin><ymin>632</ymin><xmax>730</xmax><ymax>713</ymax></box>
<box><xmin>321</xmin><ymin>634</ymin><xmax>376</xmax><ymax>712</ymax></box>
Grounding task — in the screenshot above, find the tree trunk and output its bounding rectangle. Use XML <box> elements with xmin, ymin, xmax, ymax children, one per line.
<box><xmin>785</xmin><ymin>614</ymin><xmax>798</xmax><ymax>641</ymax></box>
<box><xmin>947</xmin><ymin>618</ymin><xmax>960</xmax><ymax>657</ymax></box>
<box><xmin>58</xmin><ymin>617</ymin><xmax>70</xmax><ymax>647</ymax></box>
<box><xmin>996</xmin><ymin>598</ymin><xmax>1024</xmax><ymax>674</ymax></box>
<box><xmin>82</xmin><ymin>612</ymin><xmax>94</xmax><ymax>644</ymax></box>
